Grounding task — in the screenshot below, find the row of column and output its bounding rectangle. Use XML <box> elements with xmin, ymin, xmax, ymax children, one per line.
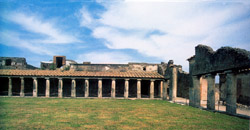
<box><xmin>7</xmin><ymin>77</ymin><xmax>164</xmax><ymax>99</ymax></box>
<box><xmin>190</xmin><ymin>70</ymin><xmax>236</xmax><ymax>114</ymax></box>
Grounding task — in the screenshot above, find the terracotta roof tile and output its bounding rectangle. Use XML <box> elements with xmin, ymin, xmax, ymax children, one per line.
<box><xmin>0</xmin><ymin>69</ymin><xmax>164</xmax><ymax>79</ymax></box>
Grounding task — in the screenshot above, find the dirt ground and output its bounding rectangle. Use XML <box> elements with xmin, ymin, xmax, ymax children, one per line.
<box><xmin>174</xmin><ymin>97</ymin><xmax>250</xmax><ymax>117</ymax></box>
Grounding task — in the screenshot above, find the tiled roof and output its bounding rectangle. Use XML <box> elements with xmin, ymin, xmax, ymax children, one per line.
<box><xmin>0</xmin><ymin>69</ymin><xmax>164</xmax><ymax>79</ymax></box>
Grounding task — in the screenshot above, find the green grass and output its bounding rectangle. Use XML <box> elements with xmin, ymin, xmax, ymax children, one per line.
<box><xmin>0</xmin><ymin>97</ymin><xmax>249</xmax><ymax>130</ymax></box>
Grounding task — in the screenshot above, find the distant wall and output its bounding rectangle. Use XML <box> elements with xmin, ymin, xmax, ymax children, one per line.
<box><xmin>0</xmin><ymin>57</ymin><xmax>36</xmax><ymax>70</ymax></box>
<box><xmin>71</xmin><ymin>63</ymin><xmax>163</xmax><ymax>72</ymax></box>
<box><xmin>71</xmin><ymin>64</ymin><xmax>130</xmax><ymax>72</ymax></box>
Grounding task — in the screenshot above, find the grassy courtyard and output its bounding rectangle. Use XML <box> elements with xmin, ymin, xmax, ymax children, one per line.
<box><xmin>0</xmin><ymin>97</ymin><xmax>249</xmax><ymax>130</ymax></box>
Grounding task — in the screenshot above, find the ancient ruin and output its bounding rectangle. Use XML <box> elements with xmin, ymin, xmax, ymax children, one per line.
<box><xmin>0</xmin><ymin>57</ymin><xmax>36</xmax><ymax>70</ymax></box>
<box><xmin>0</xmin><ymin>45</ymin><xmax>249</xmax><ymax>116</ymax></box>
<box><xmin>188</xmin><ymin>45</ymin><xmax>250</xmax><ymax>114</ymax></box>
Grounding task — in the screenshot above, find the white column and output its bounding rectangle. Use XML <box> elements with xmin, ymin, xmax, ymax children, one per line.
<box><xmin>137</xmin><ymin>79</ymin><xmax>141</xmax><ymax>99</ymax></box>
<box><xmin>150</xmin><ymin>79</ymin><xmax>155</xmax><ymax>99</ymax></box>
<box><xmin>45</xmin><ymin>77</ymin><xmax>50</xmax><ymax>97</ymax></box>
<box><xmin>33</xmin><ymin>77</ymin><xmax>38</xmax><ymax>97</ymax></box>
<box><xmin>8</xmin><ymin>77</ymin><xmax>12</xmax><ymax>96</ymax></box>
<box><xmin>20</xmin><ymin>77</ymin><xmax>25</xmax><ymax>97</ymax></box>
<box><xmin>98</xmin><ymin>78</ymin><xmax>102</xmax><ymax>98</ymax></box>
<box><xmin>71</xmin><ymin>78</ymin><xmax>76</xmax><ymax>98</ymax></box>
<box><xmin>85</xmin><ymin>78</ymin><xmax>89</xmax><ymax>98</ymax></box>
<box><xmin>58</xmin><ymin>78</ymin><xmax>63</xmax><ymax>98</ymax></box>
<box><xmin>124</xmin><ymin>79</ymin><xmax>129</xmax><ymax>99</ymax></box>
<box><xmin>111</xmin><ymin>78</ymin><xmax>116</xmax><ymax>98</ymax></box>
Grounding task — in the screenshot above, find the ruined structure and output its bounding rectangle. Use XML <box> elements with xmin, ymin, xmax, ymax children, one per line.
<box><xmin>0</xmin><ymin>57</ymin><xmax>36</xmax><ymax>70</ymax></box>
<box><xmin>164</xmin><ymin>60</ymin><xmax>191</xmax><ymax>101</ymax></box>
<box><xmin>41</xmin><ymin>56</ymin><xmax>77</xmax><ymax>70</ymax></box>
<box><xmin>0</xmin><ymin>44</ymin><xmax>249</xmax><ymax>116</ymax></box>
<box><xmin>188</xmin><ymin>45</ymin><xmax>250</xmax><ymax>114</ymax></box>
<box><xmin>1</xmin><ymin>57</ymin><xmax>179</xmax><ymax>99</ymax></box>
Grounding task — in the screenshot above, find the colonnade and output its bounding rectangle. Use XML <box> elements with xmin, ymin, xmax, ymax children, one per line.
<box><xmin>6</xmin><ymin>77</ymin><xmax>165</xmax><ymax>99</ymax></box>
<box><xmin>190</xmin><ymin>70</ymin><xmax>237</xmax><ymax>114</ymax></box>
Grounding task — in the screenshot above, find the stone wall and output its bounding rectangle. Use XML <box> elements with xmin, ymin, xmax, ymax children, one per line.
<box><xmin>236</xmin><ymin>72</ymin><xmax>250</xmax><ymax>105</ymax></box>
<box><xmin>190</xmin><ymin>45</ymin><xmax>250</xmax><ymax>75</ymax></box>
<box><xmin>0</xmin><ymin>57</ymin><xmax>36</xmax><ymax>70</ymax></box>
<box><xmin>165</xmin><ymin>60</ymin><xmax>191</xmax><ymax>99</ymax></box>
<box><xmin>177</xmin><ymin>71</ymin><xmax>191</xmax><ymax>98</ymax></box>
<box><xmin>71</xmin><ymin>62</ymin><xmax>163</xmax><ymax>72</ymax></box>
<box><xmin>41</xmin><ymin>62</ymin><xmax>55</xmax><ymax>70</ymax></box>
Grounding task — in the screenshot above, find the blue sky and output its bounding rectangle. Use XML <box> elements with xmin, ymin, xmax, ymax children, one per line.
<box><xmin>0</xmin><ymin>0</ymin><xmax>250</xmax><ymax>72</ymax></box>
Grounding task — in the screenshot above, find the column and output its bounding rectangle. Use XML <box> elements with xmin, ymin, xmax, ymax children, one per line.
<box><xmin>150</xmin><ymin>79</ymin><xmax>155</xmax><ymax>99</ymax></box>
<box><xmin>189</xmin><ymin>82</ymin><xmax>194</xmax><ymax>106</ymax></box>
<box><xmin>8</xmin><ymin>77</ymin><xmax>12</xmax><ymax>96</ymax></box>
<box><xmin>33</xmin><ymin>77</ymin><xmax>38</xmax><ymax>97</ymax></box>
<box><xmin>190</xmin><ymin>76</ymin><xmax>201</xmax><ymax>108</ymax></box>
<box><xmin>20</xmin><ymin>77</ymin><xmax>25</xmax><ymax>97</ymax></box>
<box><xmin>207</xmin><ymin>74</ymin><xmax>215</xmax><ymax>110</ymax></box>
<box><xmin>163</xmin><ymin>80</ymin><xmax>169</xmax><ymax>100</ymax></box>
<box><xmin>98</xmin><ymin>78</ymin><xmax>102</xmax><ymax>98</ymax></box>
<box><xmin>85</xmin><ymin>78</ymin><xmax>89</xmax><ymax>98</ymax></box>
<box><xmin>159</xmin><ymin>80</ymin><xmax>163</xmax><ymax>98</ymax></box>
<box><xmin>137</xmin><ymin>79</ymin><xmax>141</xmax><ymax>99</ymax></box>
<box><xmin>124</xmin><ymin>79</ymin><xmax>129</xmax><ymax>99</ymax></box>
<box><xmin>71</xmin><ymin>78</ymin><xmax>76</xmax><ymax>98</ymax></box>
<box><xmin>111</xmin><ymin>78</ymin><xmax>116</xmax><ymax>98</ymax></box>
<box><xmin>225</xmin><ymin>71</ymin><xmax>236</xmax><ymax>114</ymax></box>
<box><xmin>219</xmin><ymin>74</ymin><xmax>227</xmax><ymax>104</ymax></box>
<box><xmin>58</xmin><ymin>78</ymin><xmax>63</xmax><ymax>98</ymax></box>
<box><xmin>169</xmin><ymin>67</ymin><xmax>177</xmax><ymax>101</ymax></box>
<box><xmin>45</xmin><ymin>77</ymin><xmax>50</xmax><ymax>97</ymax></box>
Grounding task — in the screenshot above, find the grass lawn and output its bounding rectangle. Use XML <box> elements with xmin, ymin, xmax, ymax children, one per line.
<box><xmin>0</xmin><ymin>97</ymin><xmax>249</xmax><ymax>130</ymax></box>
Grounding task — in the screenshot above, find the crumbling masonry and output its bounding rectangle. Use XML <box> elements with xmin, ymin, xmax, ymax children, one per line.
<box><xmin>0</xmin><ymin>45</ymin><xmax>249</xmax><ymax>116</ymax></box>
<box><xmin>188</xmin><ymin>45</ymin><xmax>250</xmax><ymax>114</ymax></box>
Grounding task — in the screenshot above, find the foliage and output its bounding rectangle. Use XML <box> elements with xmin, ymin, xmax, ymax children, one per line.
<box><xmin>49</xmin><ymin>64</ymin><xmax>56</xmax><ymax>70</ymax></box>
<box><xmin>0</xmin><ymin>98</ymin><xmax>248</xmax><ymax>130</ymax></box>
<box><xmin>64</xmin><ymin>65</ymin><xmax>70</xmax><ymax>71</ymax></box>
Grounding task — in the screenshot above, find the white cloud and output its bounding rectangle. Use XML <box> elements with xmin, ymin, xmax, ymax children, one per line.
<box><xmin>77</xmin><ymin>51</ymin><xmax>134</xmax><ymax>64</ymax></box>
<box><xmin>1</xmin><ymin>11</ymin><xmax>82</xmax><ymax>56</ymax></box>
<box><xmin>0</xmin><ymin>31</ymin><xmax>55</xmax><ymax>56</ymax></box>
<box><xmin>78</xmin><ymin>6</ymin><xmax>94</xmax><ymax>28</ymax></box>
<box><xmin>78</xmin><ymin>1</ymin><xmax>250</xmax><ymax>71</ymax></box>
<box><xmin>6</xmin><ymin>12</ymin><xmax>80</xmax><ymax>44</ymax></box>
